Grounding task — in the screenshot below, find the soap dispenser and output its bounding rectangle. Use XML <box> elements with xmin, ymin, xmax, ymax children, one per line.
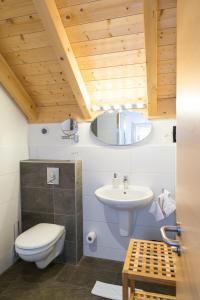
<box><xmin>112</xmin><ymin>173</ymin><xmax>119</xmax><ymax>188</ymax></box>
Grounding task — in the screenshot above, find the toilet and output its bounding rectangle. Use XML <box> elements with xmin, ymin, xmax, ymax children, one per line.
<box><xmin>15</xmin><ymin>223</ymin><xmax>66</xmax><ymax>269</ymax></box>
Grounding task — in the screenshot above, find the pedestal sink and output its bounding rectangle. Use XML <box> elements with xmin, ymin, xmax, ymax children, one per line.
<box><xmin>95</xmin><ymin>185</ymin><xmax>154</xmax><ymax>236</ymax></box>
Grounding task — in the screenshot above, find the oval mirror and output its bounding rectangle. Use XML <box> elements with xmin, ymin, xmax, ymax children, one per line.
<box><xmin>91</xmin><ymin>111</ymin><xmax>152</xmax><ymax>146</ymax></box>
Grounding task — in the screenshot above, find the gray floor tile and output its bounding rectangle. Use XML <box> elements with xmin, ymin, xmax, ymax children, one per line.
<box><xmin>0</xmin><ymin>256</ymin><xmax>176</xmax><ymax>299</ymax></box>
<box><xmin>0</xmin><ymin>261</ymin><xmax>24</xmax><ymax>282</ymax></box>
<box><xmin>67</xmin><ymin>266</ymin><xmax>118</xmax><ymax>289</ymax></box>
<box><xmin>80</xmin><ymin>256</ymin><xmax>123</xmax><ymax>273</ymax></box>
<box><xmin>55</xmin><ymin>264</ymin><xmax>77</xmax><ymax>283</ymax></box>
<box><xmin>0</xmin><ymin>282</ymin><xmax>11</xmax><ymax>296</ymax></box>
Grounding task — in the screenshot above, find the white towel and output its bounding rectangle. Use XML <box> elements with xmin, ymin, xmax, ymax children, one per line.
<box><xmin>149</xmin><ymin>197</ymin><xmax>164</xmax><ymax>221</ymax></box>
<box><xmin>91</xmin><ymin>281</ymin><xmax>130</xmax><ymax>300</ymax></box>
<box><xmin>149</xmin><ymin>189</ymin><xmax>176</xmax><ymax>221</ymax></box>
<box><xmin>162</xmin><ymin>189</ymin><xmax>176</xmax><ymax>217</ymax></box>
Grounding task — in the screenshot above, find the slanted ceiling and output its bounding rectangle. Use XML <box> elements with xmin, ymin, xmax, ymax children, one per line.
<box><xmin>0</xmin><ymin>0</ymin><xmax>176</xmax><ymax>123</ymax></box>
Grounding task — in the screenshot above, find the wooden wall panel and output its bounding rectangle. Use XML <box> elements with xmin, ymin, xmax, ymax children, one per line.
<box><xmin>72</xmin><ymin>33</ymin><xmax>145</xmax><ymax>57</ymax></box>
<box><xmin>0</xmin><ymin>0</ymin><xmax>80</xmax><ymax>119</ymax></box>
<box><xmin>0</xmin><ymin>52</ymin><xmax>38</xmax><ymax>121</ymax></box>
<box><xmin>59</xmin><ymin>0</ymin><xmax>143</xmax><ymax>27</ymax></box>
<box><xmin>158</xmin><ymin>45</ymin><xmax>176</xmax><ymax>61</ymax></box>
<box><xmin>0</xmin><ymin>0</ymin><xmax>35</xmax><ymax>20</ymax></box>
<box><xmin>25</xmin><ymin>83</ymin><xmax>72</xmax><ymax>96</ymax></box>
<box><xmin>0</xmin><ymin>0</ymin><xmax>177</xmax><ymax>121</ymax></box>
<box><xmin>158</xmin><ymin>59</ymin><xmax>176</xmax><ymax>74</ymax></box>
<box><xmin>158</xmin><ymin>28</ymin><xmax>176</xmax><ymax>46</ymax></box>
<box><xmin>157</xmin><ymin>0</ymin><xmax>176</xmax><ymax>117</ymax></box>
<box><xmin>32</xmin><ymin>93</ymin><xmax>76</xmax><ymax>107</ymax></box>
<box><xmin>18</xmin><ymin>72</ymin><xmax>67</xmax><ymax>86</ymax></box>
<box><xmin>3</xmin><ymin>47</ymin><xmax>56</xmax><ymax>65</ymax></box>
<box><xmin>77</xmin><ymin>49</ymin><xmax>146</xmax><ymax>70</ymax></box>
<box><xmin>12</xmin><ymin>61</ymin><xmax>60</xmax><ymax>76</ymax></box>
<box><xmin>58</xmin><ymin>0</ymin><xmax>148</xmax><ymax>108</ymax></box>
<box><xmin>0</xmin><ymin>14</ymin><xmax>43</xmax><ymax>38</ymax></box>
<box><xmin>159</xmin><ymin>0</ymin><xmax>176</xmax><ymax>9</ymax></box>
<box><xmin>158</xmin><ymin>85</ymin><xmax>176</xmax><ymax>98</ymax></box>
<box><xmin>86</xmin><ymin>77</ymin><xmax>146</xmax><ymax>91</ymax></box>
<box><xmin>144</xmin><ymin>0</ymin><xmax>158</xmax><ymax>116</ymax></box>
<box><xmin>0</xmin><ymin>31</ymin><xmax>49</xmax><ymax>53</ymax></box>
<box><xmin>158</xmin><ymin>72</ymin><xmax>176</xmax><ymax>85</ymax></box>
<box><xmin>90</xmin><ymin>88</ymin><xmax>146</xmax><ymax>105</ymax></box>
<box><xmin>37</xmin><ymin>104</ymin><xmax>82</xmax><ymax>123</ymax></box>
<box><xmin>158</xmin><ymin>8</ymin><xmax>176</xmax><ymax>29</ymax></box>
<box><xmin>66</xmin><ymin>14</ymin><xmax>144</xmax><ymax>43</ymax></box>
<box><xmin>81</xmin><ymin>64</ymin><xmax>146</xmax><ymax>81</ymax></box>
<box><xmin>56</xmin><ymin>0</ymin><xmax>100</xmax><ymax>8</ymax></box>
<box><xmin>157</xmin><ymin>98</ymin><xmax>176</xmax><ymax>116</ymax></box>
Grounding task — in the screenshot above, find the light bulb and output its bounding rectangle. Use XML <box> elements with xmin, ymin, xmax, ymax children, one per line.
<box><xmin>136</xmin><ymin>102</ymin><xmax>146</xmax><ymax>109</ymax></box>
<box><xmin>124</xmin><ymin>103</ymin><xmax>132</xmax><ymax>109</ymax></box>
<box><xmin>103</xmin><ymin>105</ymin><xmax>111</xmax><ymax>111</ymax></box>
<box><xmin>92</xmin><ymin>105</ymin><xmax>100</xmax><ymax>111</ymax></box>
<box><xmin>113</xmin><ymin>104</ymin><xmax>121</xmax><ymax>110</ymax></box>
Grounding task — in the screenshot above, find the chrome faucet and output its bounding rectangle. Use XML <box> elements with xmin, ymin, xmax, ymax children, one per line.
<box><xmin>123</xmin><ymin>176</ymin><xmax>128</xmax><ymax>194</ymax></box>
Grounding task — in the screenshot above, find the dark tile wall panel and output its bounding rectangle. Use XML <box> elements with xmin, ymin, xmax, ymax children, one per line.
<box><xmin>75</xmin><ymin>161</ymin><xmax>83</xmax><ymax>262</ymax></box>
<box><xmin>21</xmin><ymin>188</ymin><xmax>54</xmax><ymax>213</ymax></box>
<box><xmin>20</xmin><ymin>160</ymin><xmax>83</xmax><ymax>264</ymax></box>
<box><xmin>54</xmin><ymin>189</ymin><xmax>75</xmax><ymax>215</ymax></box>
<box><xmin>22</xmin><ymin>211</ymin><xmax>54</xmax><ymax>232</ymax></box>
<box><xmin>54</xmin><ymin>214</ymin><xmax>76</xmax><ymax>242</ymax></box>
<box><xmin>77</xmin><ymin>212</ymin><xmax>83</xmax><ymax>262</ymax></box>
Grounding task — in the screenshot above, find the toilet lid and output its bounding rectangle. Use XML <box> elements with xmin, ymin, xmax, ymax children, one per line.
<box><xmin>15</xmin><ymin>223</ymin><xmax>65</xmax><ymax>250</ymax></box>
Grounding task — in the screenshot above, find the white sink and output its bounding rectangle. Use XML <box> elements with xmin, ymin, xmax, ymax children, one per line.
<box><xmin>95</xmin><ymin>185</ymin><xmax>154</xmax><ymax>236</ymax></box>
<box><xmin>95</xmin><ymin>185</ymin><xmax>153</xmax><ymax>210</ymax></box>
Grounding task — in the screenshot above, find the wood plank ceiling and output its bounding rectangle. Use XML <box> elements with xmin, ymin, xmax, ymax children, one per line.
<box><xmin>0</xmin><ymin>0</ymin><xmax>176</xmax><ymax>123</ymax></box>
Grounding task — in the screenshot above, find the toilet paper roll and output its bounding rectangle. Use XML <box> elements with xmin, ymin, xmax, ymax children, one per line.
<box><xmin>86</xmin><ymin>231</ymin><xmax>96</xmax><ymax>244</ymax></box>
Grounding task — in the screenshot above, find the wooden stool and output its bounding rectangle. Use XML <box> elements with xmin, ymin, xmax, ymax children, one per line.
<box><xmin>122</xmin><ymin>239</ymin><xmax>176</xmax><ymax>300</ymax></box>
<box><xmin>132</xmin><ymin>289</ymin><xmax>176</xmax><ymax>300</ymax></box>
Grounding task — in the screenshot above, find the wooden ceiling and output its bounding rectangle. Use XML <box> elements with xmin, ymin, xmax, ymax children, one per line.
<box><xmin>0</xmin><ymin>0</ymin><xmax>176</xmax><ymax>123</ymax></box>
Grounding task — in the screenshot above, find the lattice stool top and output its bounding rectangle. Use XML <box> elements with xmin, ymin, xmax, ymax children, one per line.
<box><xmin>133</xmin><ymin>289</ymin><xmax>176</xmax><ymax>300</ymax></box>
<box><xmin>123</xmin><ymin>239</ymin><xmax>176</xmax><ymax>285</ymax></box>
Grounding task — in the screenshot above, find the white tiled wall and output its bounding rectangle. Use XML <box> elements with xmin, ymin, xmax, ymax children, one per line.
<box><xmin>0</xmin><ymin>86</ymin><xmax>28</xmax><ymax>274</ymax></box>
<box><xmin>29</xmin><ymin>119</ymin><xmax>176</xmax><ymax>261</ymax></box>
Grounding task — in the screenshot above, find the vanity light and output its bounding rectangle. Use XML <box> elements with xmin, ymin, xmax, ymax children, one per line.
<box><xmin>124</xmin><ymin>103</ymin><xmax>133</xmax><ymax>109</ymax></box>
<box><xmin>92</xmin><ymin>102</ymin><xmax>146</xmax><ymax>112</ymax></box>
<box><xmin>113</xmin><ymin>104</ymin><xmax>121</xmax><ymax>110</ymax></box>
<box><xmin>136</xmin><ymin>102</ymin><xmax>146</xmax><ymax>109</ymax></box>
<box><xmin>92</xmin><ymin>105</ymin><xmax>101</xmax><ymax>111</ymax></box>
<box><xmin>103</xmin><ymin>105</ymin><xmax>111</xmax><ymax>111</ymax></box>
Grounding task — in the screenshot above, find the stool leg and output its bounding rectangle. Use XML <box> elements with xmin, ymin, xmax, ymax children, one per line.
<box><xmin>122</xmin><ymin>273</ymin><xmax>129</xmax><ymax>300</ymax></box>
<box><xmin>130</xmin><ymin>280</ymin><xmax>135</xmax><ymax>299</ymax></box>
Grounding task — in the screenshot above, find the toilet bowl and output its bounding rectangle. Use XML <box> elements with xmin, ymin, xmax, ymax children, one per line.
<box><xmin>15</xmin><ymin>223</ymin><xmax>66</xmax><ymax>269</ymax></box>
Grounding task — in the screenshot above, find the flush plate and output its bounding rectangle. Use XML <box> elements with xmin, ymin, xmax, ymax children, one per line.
<box><xmin>47</xmin><ymin>167</ymin><xmax>59</xmax><ymax>185</ymax></box>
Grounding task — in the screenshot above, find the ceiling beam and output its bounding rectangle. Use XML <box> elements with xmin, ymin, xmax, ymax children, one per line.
<box><xmin>33</xmin><ymin>0</ymin><xmax>92</xmax><ymax>120</ymax></box>
<box><xmin>0</xmin><ymin>53</ymin><xmax>38</xmax><ymax>121</ymax></box>
<box><xmin>144</xmin><ymin>0</ymin><xmax>158</xmax><ymax>116</ymax></box>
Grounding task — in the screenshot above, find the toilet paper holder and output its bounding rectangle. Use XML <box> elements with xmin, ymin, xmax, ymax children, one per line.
<box><xmin>86</xmin><ymin>232</ymin><xmax>96</xmax><ymax>244</ymax></box>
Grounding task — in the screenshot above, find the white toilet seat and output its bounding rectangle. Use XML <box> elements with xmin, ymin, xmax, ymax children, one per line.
<box><xmin>16</xmin><ymin>239</ymin><xmax>55</xmax><ymax>256</ymax></box>
<box><xmin>15</xmin><ymin>223</ymin><xmax>65</xmax><ymax>250</ymax></box>
<box><xmin>15</xmin><ymin>223</ymin><xmax>66</xmax><ymax>269</ymax></box>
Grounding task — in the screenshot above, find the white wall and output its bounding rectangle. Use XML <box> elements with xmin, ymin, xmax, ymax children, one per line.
<box><xmin>0</xmin><ymin>86</ymin><xmax>28</xmax><ymax>274</ymax></box>
<box><xmin>29</xmin><ymin>119</ymin><xmax>176</xmax><ymax>261</ymax></box>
